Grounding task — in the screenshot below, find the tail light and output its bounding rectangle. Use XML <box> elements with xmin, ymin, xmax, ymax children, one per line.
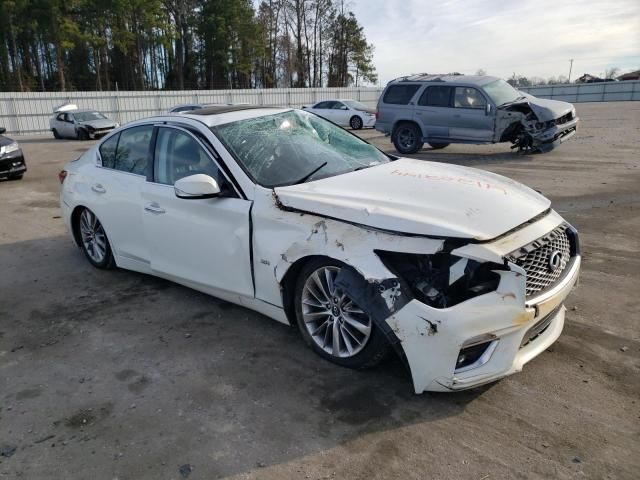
<box><xmin>58</xmin><ymin>170</ymin><xmax>68</xmax><ymax>184</ymax></box>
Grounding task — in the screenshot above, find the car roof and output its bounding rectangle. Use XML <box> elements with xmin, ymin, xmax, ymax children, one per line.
<box><xmin>388</xmin><ymin>74</ymin><xmax>500</xmax><ymax>86</ymax></box>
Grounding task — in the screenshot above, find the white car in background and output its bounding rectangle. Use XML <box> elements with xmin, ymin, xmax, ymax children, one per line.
<box><xmin>302</xmin><ymin>99</ymin><xmax>376</xmax><ymax>130</ymax></box>
<box><xmin>58</xmin><ymin>105</ymin><xmax>580</xmax><ymax>393</ymax></box>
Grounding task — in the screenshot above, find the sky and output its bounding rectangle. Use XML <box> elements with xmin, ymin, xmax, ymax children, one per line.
<box><xmin>349</xmin><ymin>0</ymin><xmax>640</xmax><ymax>84</ymax></box>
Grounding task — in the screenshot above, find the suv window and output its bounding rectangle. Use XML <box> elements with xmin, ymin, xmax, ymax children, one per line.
<box><xmin>382</xmin><ymin>85</ymin><xmax>420</xmax><ymax>105</ymax></box>
<box><xmin>99</xmin><ymin>133</ymin><xmax>119</xmax><ymax>169</ymax></box>
<box><xmin>418</xmin><ymin>86</ymin><xmax>453</xmax><ymax>107</ymax></box>
<box><xmin>154</xmin><ymin>128</ymin><xmax>220</xmax><ymax>185</ymax></box>
<box><xmin>454</xmin><ymin>87</ymin><xmax>486</xmax><ymax>109</ymax></box>
<box><xmin>113</xmin><ymin>125</ymin><xmax>154</xmax><ymax>175</ymax></box>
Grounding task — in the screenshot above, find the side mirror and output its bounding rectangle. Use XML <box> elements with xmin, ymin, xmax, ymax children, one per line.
<box><xmin>0</xmin><ymin>127</ymin><xmax>6</xmax><ymax>134</ymax></box>
<box><xmin>174</xmin><ymin>174</ymin><xmax>221</xmax><ymax>199</ymax></box>
<box><xmin>485</xmin><ymin>104</ymin><xmax>492</xmax><ymax>116</ymax></box>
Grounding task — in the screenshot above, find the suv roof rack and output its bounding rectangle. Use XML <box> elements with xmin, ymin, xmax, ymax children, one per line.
<box><xmin>389</xmin><ymin>72</ymin><xmax>464</xmax><ymax>83</ymax></box>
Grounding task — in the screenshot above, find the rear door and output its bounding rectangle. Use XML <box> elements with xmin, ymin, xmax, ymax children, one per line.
<box><xmin>141</xmin><ymin>125</ymin><xmax>253</xmax><ymax>297</ymax></box>
<box><xmin>92</xmin><ymin>125</ymin><xmax>155</xmax><ymax>263</ymax></box>
<box><xmin>450</xmin><ymin>86</ymin><xmax>494</xmax><ymax>141</ymax></box>
<box><xmin>376</xmin><ymin>84</ymin><xmax>421</xmax><ymax>134</ymax></box>
<box><xmin>415</xmin><ymin>86</ymin><xmax>454</xmax><ymax>140</ymax></box>
<box><xmin>330</xmin><ymin>101</ymin><xmax>350</xmax><ymax>126</ymax></box>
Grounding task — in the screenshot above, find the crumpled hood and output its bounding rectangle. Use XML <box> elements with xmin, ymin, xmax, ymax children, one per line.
<box><xmin>274</xmin><ymin>158</ymin><xmax>551</xmax><ymax>240</ymax></box>
<box><xmin>78</xmin><ymin>119</ymin><xmax>117</xmax><ymax>129</ymax></box>
<box><xmin>517</xmin><ymin>94</ymin><xmax>574</xmax><ymax>121</ymax></box>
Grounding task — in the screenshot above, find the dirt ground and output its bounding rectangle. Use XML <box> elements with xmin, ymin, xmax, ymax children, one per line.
<box><xmin>1</xmin><ymin>102</ymin><xmax>639</xmax><ymax>480</ymax></box>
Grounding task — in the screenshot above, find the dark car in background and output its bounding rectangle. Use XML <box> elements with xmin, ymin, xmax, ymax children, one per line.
<box><xmin>0</xmin><ymin>127</ymin><xmax>26</xmax><ymax>180</ymax></box>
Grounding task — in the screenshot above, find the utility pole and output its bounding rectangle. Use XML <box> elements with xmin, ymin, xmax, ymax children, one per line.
<box><xmin>568</xmin><ymin>59</ymin><xmax>574</xmax><ymax>83</ymax></box>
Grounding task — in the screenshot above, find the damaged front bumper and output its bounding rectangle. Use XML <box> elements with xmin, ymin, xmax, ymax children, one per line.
<box><xmin>530</xmin><ymin>117</ymin><xmax>579</xmax><ymax>153</ymax></box>
<box><xmin>388</xmin><ymin>254</ymin><xmax>580</xmax><ymax>393</ymax></box>
<box><xmin>371</xmin><ymin>214</ymin><xmax>581</xmax><ymax>394</ymax></box>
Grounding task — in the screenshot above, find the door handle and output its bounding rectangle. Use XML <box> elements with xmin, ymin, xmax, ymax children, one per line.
<box><xmin>91</xmin><ymin>184</ymin><xmax>106</xmax><ymax>194</ymax></box>
<box><xmin>144</xmin><ymin>202</ymin><xmax>166</xmax><ymax>214</ymax></box>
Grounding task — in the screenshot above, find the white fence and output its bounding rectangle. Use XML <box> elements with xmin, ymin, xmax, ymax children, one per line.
<box><xmin>520</xmin><ymin>80</ymin><xmax>640</xmax><ymax>103</ymax></box>
<box><xmin>0</xmin><ymin>87</ymin><xmax>383</xmax><ymax>135</ymax></box>
<box><xmin>1</xmin><ymin>81</ymin><xmax>639</xmax><ymax>135</ymax></box>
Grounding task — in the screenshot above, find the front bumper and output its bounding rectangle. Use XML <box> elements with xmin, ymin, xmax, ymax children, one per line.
<box><xmin>0</xmin><ymin>151</ymin><xmax>27</xmax><ymax>177</ymax></box>
<box><xmin>362</xmin><ymin>116</ymin><xmax>377</xmax><ymax>128</ymax></box>
<box><xmin>88</xmin><ymin>128</ymin><xmax>115</xmax><ymax>139</ymax></box>
<box><xmin>385</xmin><ymin>215</ymin><xmax>581</xmax><ymax>393</ymax></box>
<box><xmin>533</xmin><ymin>117</ymin><xmax>579</xmax><ymax>152</ymax></box>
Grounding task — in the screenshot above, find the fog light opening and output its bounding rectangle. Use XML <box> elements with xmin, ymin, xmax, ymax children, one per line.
<box><xmin>455</xmin><ymin>335</ymin><xmax>498</xmax><ymax>373</ymax></box>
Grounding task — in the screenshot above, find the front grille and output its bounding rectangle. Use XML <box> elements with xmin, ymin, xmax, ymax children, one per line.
<box><xmin>509</xmin><ymin>226</ymin><xmax>572</xmax><ymax>297</ymax></box>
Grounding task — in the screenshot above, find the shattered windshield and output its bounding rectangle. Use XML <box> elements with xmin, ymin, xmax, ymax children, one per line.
<box><xmin>483</xmin><ymin>80</ymin><xmax>522</xmax><ymax>106</ymax></box>
<box><xmin>212</xmin><ymin>110</ymin><xmax>389</xmax><ymax>187</ymax></box>
<box><xmin>74</xmin><ymin>111</ymin><xmax>108</xmax><ymax>122</ymax></box>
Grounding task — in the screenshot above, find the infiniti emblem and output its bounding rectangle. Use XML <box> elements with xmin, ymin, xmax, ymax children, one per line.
<box><xmin>548</xmin><ymin>250</ymin><xmax>563</xmax><ymax>272</ymax></box>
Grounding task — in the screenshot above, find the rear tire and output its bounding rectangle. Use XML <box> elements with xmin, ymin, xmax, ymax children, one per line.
<box><xmin>76</xmin><ymin>208</ymin><xmax>115</xmax><ymax>269</ymax></box>
<box><xmin>52</xmin><ymin>129</ymin><xmax>61</xmax><ymax>139</ymax></box>
<box><xmin>350</xmin><ymin>115</ymin><xmax>363</xmax><ymax>130</ymax></box>
<box><xmin>428</xmin><ymin>142</ymin><xmax>450</xmax><ymax>149</ymax></box>
<box><xmin>393</xmin><ymin>123</ymin><xmax>424</xmax><ymax>154</ymax></box>
<box><xmin>294</xmin><ymin>257</ymin><xmax>388</xmax><ymax>369</ymax></box>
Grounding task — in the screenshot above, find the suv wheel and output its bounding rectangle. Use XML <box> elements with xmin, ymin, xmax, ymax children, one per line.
<box><xmin>393</xmin><ymin>123</ymin><xmax>424</xmax><ymax>154</ymax></box>
<box><xmin>428</xmin><ymin>142</ymin><xmax>450</xmax><ymax>150</ymax></box>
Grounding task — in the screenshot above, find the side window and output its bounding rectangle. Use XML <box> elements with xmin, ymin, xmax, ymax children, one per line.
<box><xmin>64</xmin><ymin>113</ymin><xmax>73</xmax><ymax>123</ymax></box>
<box><xmin>382</xmin><ymin>84</ymin><xmax>420</xmax><ymax>105</ymax></box>
<box><xmin>314</xmin><ymin>102</ymin><xmax>329</xmax><ymax>109</ymax></box>
<box><xmin>99</xmin><ymin>133</ymin><xmax>119</xmax><ymax>169</ymax></box>
<box><xmin>154</xmin><ymin>128</ymin><xmax>220</xmax><ymax>186</ymax></box>
<box><xmin>418</xmin><ymin>86</ymin><xmax>453</xmax><ymax>107</ymax></box>
<box><xmin>454</xmin><ymin>87</ymin><xmax>486</xmax><ymax>109</ymax></box>
<box><xmin>332</xmin><ymin>102</ymin><xmax>347</xmax><ymax>110</ymax></box>
<box><xmin>114</xmin><ymin>125</ymin><xmax>154</xmax><ymax>175</ymax></box>
<box><xmin>56</xmin><ymin>113</ymin><xmax>65</xmax><ymax>121</ymax></box>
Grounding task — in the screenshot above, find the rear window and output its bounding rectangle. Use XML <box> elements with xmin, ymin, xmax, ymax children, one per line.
<box><xmin>418</xmin><ymin>86</ymin><xmax>453</xmax><ymax>107</ymax></box>
<box><xmin>99</xmin><ymin>134</ymin><xmax>119</xmax><ymax>169</ymax></box>
<box><xmin>382</xmin><ymin>85</ymin><xmax>420</xmax><ymax>105</ymax></box>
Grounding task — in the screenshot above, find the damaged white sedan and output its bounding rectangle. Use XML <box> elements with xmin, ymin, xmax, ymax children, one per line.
<box><xmin>59</xmin><ymin>106</ymin><xmax>581</xmax><ymax>393</ymax></box>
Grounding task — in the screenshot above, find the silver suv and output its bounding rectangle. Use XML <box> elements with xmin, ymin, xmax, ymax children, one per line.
<box><xmin>376</xmin><ymin>74</ymin><xmax>579</xmax><ymax>154</ymax></box>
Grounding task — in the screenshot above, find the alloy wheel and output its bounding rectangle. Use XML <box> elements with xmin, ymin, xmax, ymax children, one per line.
<box><xmin>80</xmin><ymin>209</ymin><xmax>108</xmax><ymax>264</ymax></box>
<box><xmin>301</xmin><ymin>266</ymin><xmax>372</xmax><ymax>358</ymax></box>
<box><xmin>397</xmin><ymin>127</ymin><xmax>416</xmax><ymax>150</ymax></box>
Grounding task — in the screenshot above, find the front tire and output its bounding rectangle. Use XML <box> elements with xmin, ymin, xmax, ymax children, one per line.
<box><xmin>350</xmin><ymin>115</ymin><xmax>363</xmax><ymax>130</ymax></box>
<box><xmin>8</xmin><ymin>174</ymin><xmax>23</xmax><ymax>180</ymax></box>
<box><xmin>428</xmin><ymin>142</ymin><xmax>449</xmax><ymax>149</ymax></box>
<box><xmin>393</xmin><ymin>123</ymin><xmax>424</xmax><ymax>154</ymax></box>
<box><xmin>77</xmin><ymin>208</ymin><xmax>115</xmax><ymax>269</ymax></box>
<box><xmin>77</xmin><ymin>129</ymin><xmax>89</xmax><ymax>141</ymax></box>
<box><xmin>294</xmin><ymin>258</ymin><xmax>388</xmax><ymax>369</ymax></box>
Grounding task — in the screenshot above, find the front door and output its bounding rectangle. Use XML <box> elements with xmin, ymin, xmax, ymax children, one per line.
<box><xmin>141</xmin><ymin>125</ymin><xmax>254</xmax><ymax>298</ymax></box>
<box><xmin>449</xmin><ymin>86</ymin><xmax>494</xmax><ymax>141</ymax></box>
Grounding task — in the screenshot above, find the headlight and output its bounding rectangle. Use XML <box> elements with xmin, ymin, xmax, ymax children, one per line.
<box><xmin>0</xmin><ymin>142</ymin><xmax>20</xmax><ymax>155</ymax></box>
<box><xmin>376</xmin><ymin>251</ymin><xmax>506</xmax><ymax>308</ymax></box>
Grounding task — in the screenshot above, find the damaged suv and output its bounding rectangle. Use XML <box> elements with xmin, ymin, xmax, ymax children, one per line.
<box><xmin>59</xmin><ymin>106</ymin><xmax>581</xmax><ymax>393</ymax></box>
<box><xmin>376</xmin><ymin>74</ymin><xmax>579</xmax><ymax>154</ymax></box>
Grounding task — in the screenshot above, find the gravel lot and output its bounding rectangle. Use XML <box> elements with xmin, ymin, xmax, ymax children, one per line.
<box><xmin>1</xmin><ymin>102</ymin><xmax>639</xmax><ymax>480</ymax></box>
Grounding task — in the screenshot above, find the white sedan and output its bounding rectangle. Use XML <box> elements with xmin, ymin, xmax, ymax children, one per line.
<box><xmin>59</xmin><ymin>106</ymin><xmax>581</xmax><ymax>393</ymax></box>
<box><xmin>302</xmin><ymin>99</ymin><xmax>376</xmax><ymax>130</ymax></box>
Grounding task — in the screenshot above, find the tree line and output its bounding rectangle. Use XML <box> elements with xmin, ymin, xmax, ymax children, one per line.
<box><xmin>0</xmin><ymin>0</ymin><xmax>377</xmax><ymax>92</ymax></box>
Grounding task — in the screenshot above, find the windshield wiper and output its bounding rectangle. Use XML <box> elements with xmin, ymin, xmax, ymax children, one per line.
<box><xmin>292</xmin><ymin>161</ymin><xmax>328</xmax><ymax>184</ymax></box>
